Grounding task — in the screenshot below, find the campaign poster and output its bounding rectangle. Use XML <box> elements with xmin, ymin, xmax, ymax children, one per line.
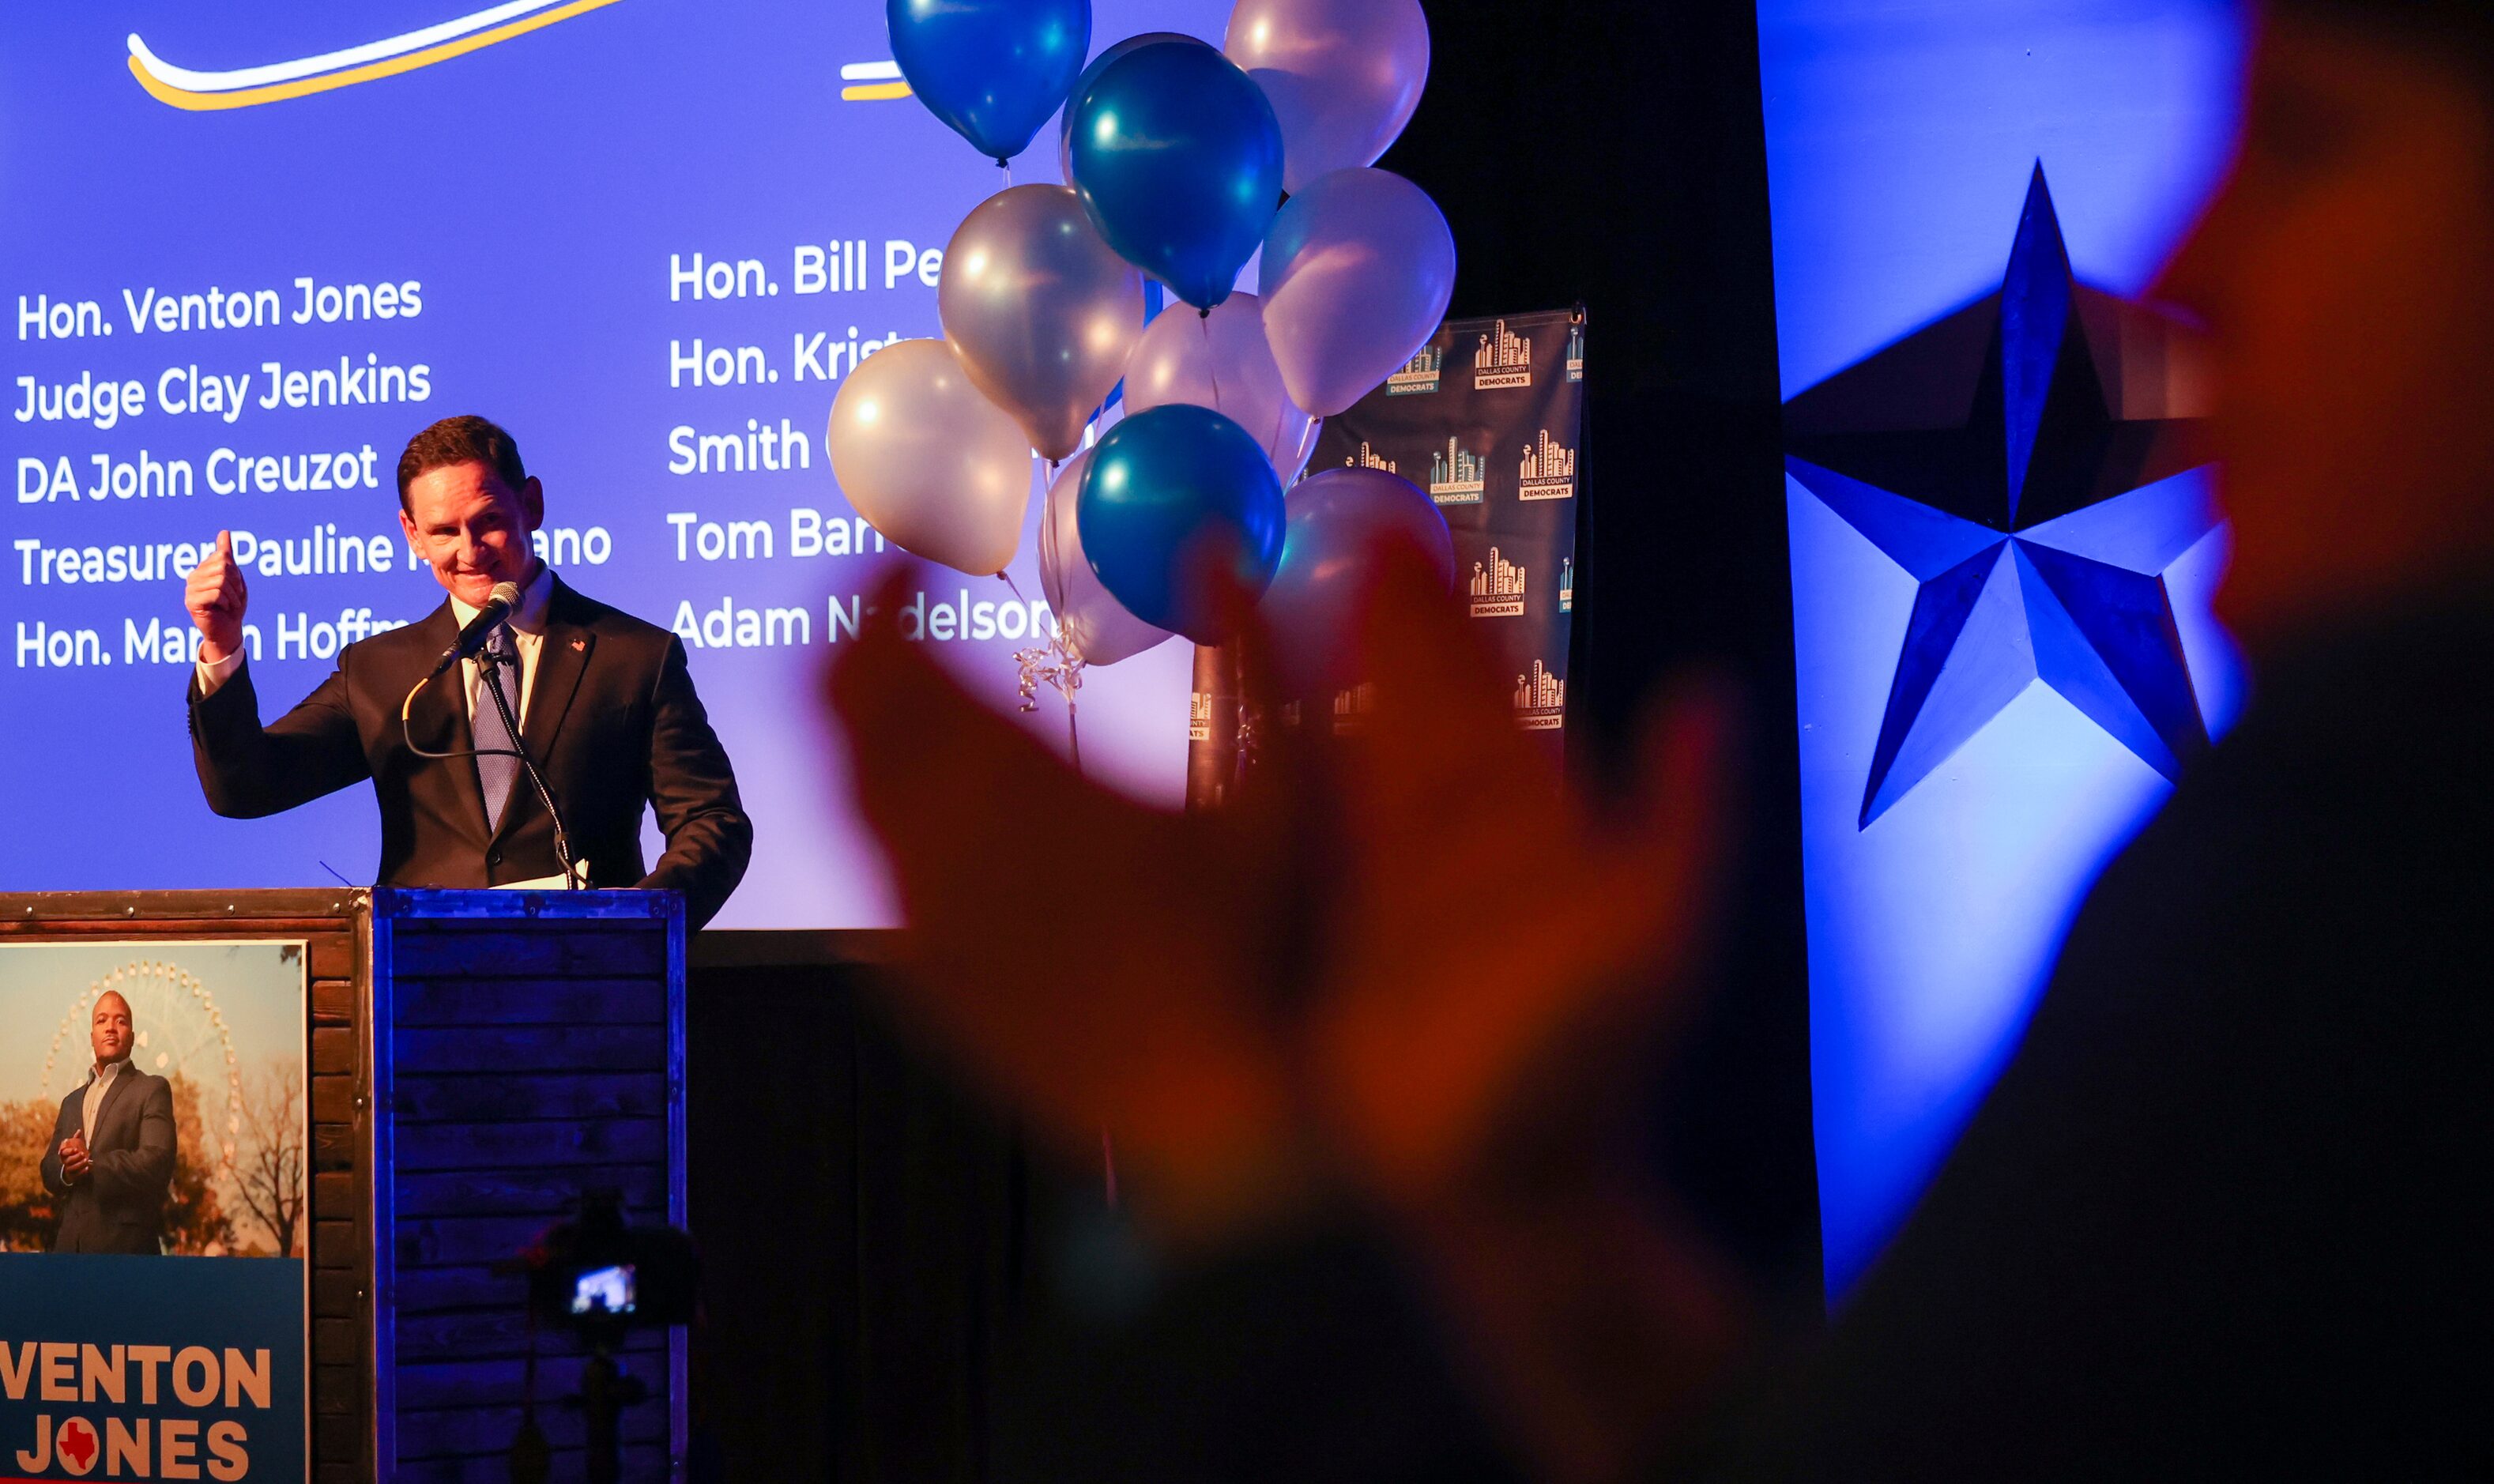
<box><xmin>0</xmin><ymin>942</ymin><xmax>308</xmax><ymax>1482</ymax></box>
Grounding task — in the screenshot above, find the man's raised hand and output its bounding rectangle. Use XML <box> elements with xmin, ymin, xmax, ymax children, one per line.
<box><xmin>185</xmin><ymin>529</ymin><xmax>248</xmax><ymax>661</ymax></box>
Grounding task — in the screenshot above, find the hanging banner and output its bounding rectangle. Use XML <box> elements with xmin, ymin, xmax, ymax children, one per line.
<box><xmin>1189</xmin><ymin>307</ymin><xmax>1586</xmax><ymax>803</ymax></box>
<box><xmin>1756</xmin><ymin>0</ymin><xmax>2244</xmax><ymax>1292</ymax></box>
<box><xmin>0</xmin><ymin>942</ymin><xmax>310</xmax><ymax>1482</ymax></box>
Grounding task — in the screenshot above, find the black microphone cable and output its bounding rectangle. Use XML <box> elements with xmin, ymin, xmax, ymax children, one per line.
<box><xmin>476</xmin><ymin>650</ymin><xmax>580</xmax><ymax>891</ymax></box>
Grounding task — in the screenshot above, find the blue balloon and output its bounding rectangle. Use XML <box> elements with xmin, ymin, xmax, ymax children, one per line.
<box><xmin>1078</xmin><ymin>405</ymin><xmax>1285</xmax><ymax>642</ymax></box>
<box><xmin>1067</xmin><ymin>41</ymin><xmax>1283</xmax><ymax>310</ymax></box>
<box><xmin>889</xmin><ymin>0</ymin><xmax>1091</xmax><ymax>165</ymax></box>
<box><xmin>1057</xmin><ymin>33</ymin><xmax>1204</xmax><ymax>185</ymax></box>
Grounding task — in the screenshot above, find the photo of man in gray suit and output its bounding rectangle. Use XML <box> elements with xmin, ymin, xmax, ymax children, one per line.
<box><xmin>38</xmin><ymin>991</ymin><xmax>175</xmax><ymax>1254</ymax></box>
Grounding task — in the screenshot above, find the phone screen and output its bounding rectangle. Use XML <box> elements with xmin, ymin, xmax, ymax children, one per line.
<box><xmin>571</xmin><ymin>1264</ymin><xmax>637</xmax><ymax>1316</ymax></box>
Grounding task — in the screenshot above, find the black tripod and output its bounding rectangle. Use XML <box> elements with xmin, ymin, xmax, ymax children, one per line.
<box><xmin>577</xmin><ymin>1329</ymin><xmax>648</xmax><ymax>1484</ymax></box>
<box><xmin>507</xmin><ymin>1313</ymin><xmax>643</xmax><ymax>1484</ymax></box>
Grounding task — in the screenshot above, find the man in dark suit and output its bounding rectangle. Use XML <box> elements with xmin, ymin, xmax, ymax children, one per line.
<box><xmin>40</xmin><ymin>990</ymin><xmax>175</xmax><ymax>1255</ymax></box>
<box><xmin>184</xmin><ymin>416</ymin><xmax>751</xmax><ymax>928</ymax></box>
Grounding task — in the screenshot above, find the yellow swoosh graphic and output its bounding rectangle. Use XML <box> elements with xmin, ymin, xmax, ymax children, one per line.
<box><xmin>839</xmin><ymin>60</ymin><xmax>912</xmax><ymax>102</ymax></box>
<box><xmin>127</xmin><ymin>0</ymin><xmax>627</xmax><ymax>111</ymax></box>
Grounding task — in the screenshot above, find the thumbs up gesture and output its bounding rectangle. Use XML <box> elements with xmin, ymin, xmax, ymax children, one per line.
<box><xmin>185</xmin><ymin>530</ymin><xmax>250</xmax><ymax>661</ymax></box>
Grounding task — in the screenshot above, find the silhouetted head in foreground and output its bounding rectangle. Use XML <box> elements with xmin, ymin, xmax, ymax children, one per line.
<box><xmin>2162</xmin><ymin>0</ymin><xmax>2494</xmax><ymax>649</ymax></box>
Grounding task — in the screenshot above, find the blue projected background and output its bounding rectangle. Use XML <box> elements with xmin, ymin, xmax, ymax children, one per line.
<box><xmin>1756</xmin><ymin>0</ymin><xmax>2248</xmax><ymax>1293</ymax></box>
<box><xmin>0</xmin><ymin>0</ymin><xmax>1231</xmax><ymax>926</ymax></box>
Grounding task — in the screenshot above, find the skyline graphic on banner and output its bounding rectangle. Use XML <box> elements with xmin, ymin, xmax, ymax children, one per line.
<box><xmin>1785</xmin><ymin>168</ymin><xmax>2217</xmax><ymax>826</ymax></box>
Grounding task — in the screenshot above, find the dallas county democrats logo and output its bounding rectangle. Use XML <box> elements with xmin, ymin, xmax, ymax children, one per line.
<box><xmin>1387</xmin><ymin>345</ymin><xmax>1443</xmax><ymax>396</ymax></box>
<box><xmin>1347</xmin><ymin>442</ymin><xmax>1398</xmax><ymax>474</ymax></box>
<box><xmin>1513</xmin><ymin>660</ymin><xmax>1565</xmax><ymax>731</ymax></box>
<box><xmin>1469</xmin><ymin>547</ymin><xmax>1527</xmax><ymax>618</ymax></box>
<box><xmin>1332</xmin><ymin>681</ymin><xmax>1375</xmax><ymax>736</ymax></box>
<box><xmin>1429</xmin><ymin>437</ymin><xmax>1486</xmax><ymax>504</ymax></box>
<box><xmin>1518</xmin><ymin>429</ymin><xmax>1576</xmax><ymax>501</ymax></box>
<box><xmin>1189</xmin><ymin>691</ymin><xmax>1212</xmax><ymax>743</ymax></box>
<box><xmin>1473</xmin><ymin>320</ymin><xmax>1532</xmax><ymax>390</ymax></box>
<box><xmin>1565</xmin><ymin>321</ymin><xmax>1584</xmax><ymax>382</ymax></box>
<box><xmin>1559</xmin><ymin>556</ymin><xmax>1573</xmax><ymax>613</ymax></box>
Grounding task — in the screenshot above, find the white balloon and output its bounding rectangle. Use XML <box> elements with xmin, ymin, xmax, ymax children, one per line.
<box><xmin>1258</xmin><ymin>168</ymin><xmax>1456</xmax><ymax>416</ymax></box>
<box><xmin>1226</xmin><ymin>0</ymin><xmax>1430</xmax><ymax>196</ymax></box>
<box><xmin>1039</xmin><ymin>447</ymin><xmax>1173</xmax><ymax>665</ymax></box>
<box><xmin>827</xmin><ymin>338</ymin><xmax>1034</xmax><ymax>575</ymax></box>
<box><xmin>1121</xmin><ymin>292</ymin><xmax>1315</xmax><ymax>482</ymax></box>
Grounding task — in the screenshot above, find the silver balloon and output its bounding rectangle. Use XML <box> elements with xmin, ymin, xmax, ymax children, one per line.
<box><xmin>1121</xmin><ymin>291</ymin><xmax>1316</xmax><ymax>483</ymax></box>
<box><xmin>940</xmin><ymin>184</ymin><xmax>1145</xmax><ymax>461</ymax></box>
<box><xmin>1039</xmin><ymin>446</ymin><xmax>1174</xmax><ymax>666</ymax></box>
<box><xmin>1259</xmin><ymin>166</ymin><xmax>1455</xmax><ymax>416</ymax></box>
<box><xmin>827</xmin><ymin>337</ymin><xmax>1035</xmax><ymax>575</ymax></box>
<box><xmin>1225</xmin><ymin>0</ymin><xmax>1430</xmax><ymax>195</ymax></box>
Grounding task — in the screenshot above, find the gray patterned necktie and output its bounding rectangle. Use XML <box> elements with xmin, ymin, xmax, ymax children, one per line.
<box><xmin>473</xmin><ymin>623</ymin><xmax>521</xmax><ymax>831</ymax></box>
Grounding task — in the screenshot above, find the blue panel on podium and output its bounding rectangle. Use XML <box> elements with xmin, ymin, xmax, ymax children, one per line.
<box><xmin>368</xmin><ymin>889</ymin><xmax>686</xmax><ymax>1483</ymax></box>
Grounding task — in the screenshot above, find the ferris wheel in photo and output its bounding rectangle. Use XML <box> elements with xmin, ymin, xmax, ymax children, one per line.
<box><xmin>40</xmin><ymin>958</ymin><xmax>246</xmax><ymax>1181</ymax></box>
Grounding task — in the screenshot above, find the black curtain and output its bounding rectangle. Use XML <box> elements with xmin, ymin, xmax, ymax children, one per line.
<box><xmin>1376</xmin><ymin>0</ymin><xmax>1816</xmax><ymax>1294</ymax></box>
<box><xmin>687</xmin><ymin>957</ymin><xmax>1030</xmax><ymax>1483</ymax></box>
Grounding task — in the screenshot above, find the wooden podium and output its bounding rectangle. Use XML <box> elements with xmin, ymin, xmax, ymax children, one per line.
<box><xmin>1</xmin><ymin>887</ymin><xmax>688</xmax><ymax>1483</ymax></box>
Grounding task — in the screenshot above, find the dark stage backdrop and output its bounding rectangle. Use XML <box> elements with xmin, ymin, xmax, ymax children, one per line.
<box><xmin>1375</xmin><ymin>2</ymin><xmax>1814</xmax><ymax>1294</ymax></box>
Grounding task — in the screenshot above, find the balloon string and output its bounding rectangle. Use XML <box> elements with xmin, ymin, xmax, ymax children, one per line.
<box><xmin>1004</xmin><ymin>563</ymin><xmax>1085</xmax><ymax>771</ymax></box>
<box><xmin>1201</xmin><ymin>312</ymin><xmax>1223</xmax><ymax>416</ymax></box>
<box><xmin>1037</xmin><ymin>476</ymin><xmax>1058</xmax><ymax>599</ymax></box>
<box><xmin>999</xmin><ymin>158</ymin><xmax>1013</xmax><ymax>187</ymax></box>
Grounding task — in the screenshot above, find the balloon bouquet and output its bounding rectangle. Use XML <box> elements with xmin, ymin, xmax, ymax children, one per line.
<box><xmin>831</xmin><ymin>0</ymin><xmax>1460</xmax><ymax>757</ymax></box>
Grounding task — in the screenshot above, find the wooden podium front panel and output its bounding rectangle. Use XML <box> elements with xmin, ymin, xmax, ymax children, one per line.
<box><xmin>371</xmin><ymin>889</ymin><xmax>687</xmax><ymax>1484</ymax></box>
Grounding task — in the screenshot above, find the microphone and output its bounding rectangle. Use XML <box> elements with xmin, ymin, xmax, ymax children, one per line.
<box><xmin>427</xmin><ymin>579</ymin><xmax>525</xmax><ymax>680</ymax></box>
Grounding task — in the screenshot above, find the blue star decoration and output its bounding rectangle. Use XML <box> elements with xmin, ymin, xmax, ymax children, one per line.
<box><xmin>1786</xmin><ymin>165</ymin><xmax>2219</xmax><ymax>827</ymax></box>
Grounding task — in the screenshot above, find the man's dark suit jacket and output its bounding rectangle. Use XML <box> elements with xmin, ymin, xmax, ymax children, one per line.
<box><xmin>38</xmin><ymin>1068</ymin><xmax>175</xmax><ymax>1254</ymax></box>
<box><xmin>189</xmin><ymin>573</ymin><xmax>752</xmax><ymax>928</ymax></box>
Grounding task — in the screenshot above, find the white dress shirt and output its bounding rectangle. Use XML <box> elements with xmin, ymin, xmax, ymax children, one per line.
<box><xmin>194</xmin><ymin>563</ymin><xmax>552</xmax><ymax>727</ymax></box>
<box><xmin>80</xmin><ymin>1057</ymin><xmax>128</xmax><ymax>1147</ymax></box>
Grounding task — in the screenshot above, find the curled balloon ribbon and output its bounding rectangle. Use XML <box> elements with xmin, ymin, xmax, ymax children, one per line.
<box><xmin>1007</xmin><ymin>490</ymin><xmax>1086</xmax><ymax>772</ymax></box>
